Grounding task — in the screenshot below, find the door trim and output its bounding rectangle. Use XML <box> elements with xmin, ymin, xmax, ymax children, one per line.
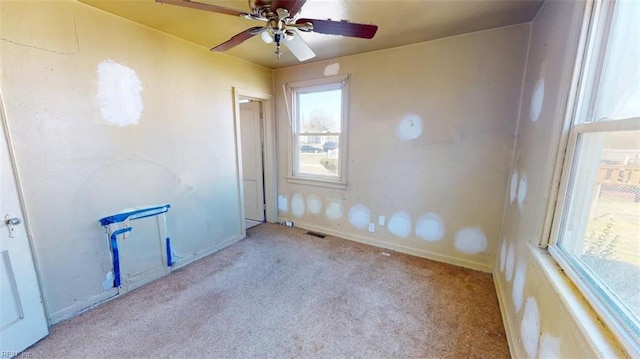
<box><xmin>232</xmin><ymin>88</ymin><xmax>276</xmax><ymax>237</ymax></box>
<box><xmin>0</xmin><ymin>89</ymin><xmax>50</xmax><ymax>325</ymax></box>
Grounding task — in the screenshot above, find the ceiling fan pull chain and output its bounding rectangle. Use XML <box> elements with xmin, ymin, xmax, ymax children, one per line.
<box><xmin>274</xmin><ymin>33</ymin><xmax>282</xmax><ymax>58</ymax></box>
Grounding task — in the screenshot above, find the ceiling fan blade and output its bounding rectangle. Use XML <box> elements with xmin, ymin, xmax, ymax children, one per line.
<box><xmin>296</xmin><ymin>18</ymin><xmax>378</xmax><ymax>39</ymax></box>
<box><xmin>271</xmin><ymin>0</ymin><xmax>307</xmax><ymax>17</ymax></box>
<box><xmin>156</xmin><ymin>0</ymin><xmax>247</xmax><ymax>17</ymax></box>
<box><xmin>283</xmin><ymin>32</ymin><xmax>315</xmax><ymax>62</ymax></box>
<box><xmin>211</xmin><ymin>27</ymin><xmax>264</xmax><ymax>52</ymax></box>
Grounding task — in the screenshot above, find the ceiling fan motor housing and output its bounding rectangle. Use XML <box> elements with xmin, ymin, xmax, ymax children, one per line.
<box><xmin>157</xmin><ymin>0</ymin><xmax>377</xmax><ymax>61</ymax></box>
<box><xmin>249</xmin><ymin>0</ymin><xmax>272</xmax><ymax>10</ymax></box>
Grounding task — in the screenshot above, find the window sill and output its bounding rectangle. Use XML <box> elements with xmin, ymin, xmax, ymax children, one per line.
<box><xmin>285</xmin><ymin>176</ymin><xmax>348</xmax><ymax>190</ymax></box>
<box><xmin>530</xmin><ymin>242</ymin><xmax>629</xmax><ymax>357</ymax></box>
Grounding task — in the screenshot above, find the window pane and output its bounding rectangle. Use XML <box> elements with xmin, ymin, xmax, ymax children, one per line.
<box><xmin>559</xmin><ymin>130</ymin><xmax>640</xmax><ymax>332</ymax></box>
<box><xmin>296</xmin><ymin>136</ymin><xmax>339</xmax><ymax>177</ymax></box>
<box><xmin>593</xmin><ymin>0</ymin><xmax>640</xmax><ymax>122</ymax></box>
<box><xmin>297</xmin><ymin>89</ymin><xmax>342</xmax><ymax>133</ymax></box>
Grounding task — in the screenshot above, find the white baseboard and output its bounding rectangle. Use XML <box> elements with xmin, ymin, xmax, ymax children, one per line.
<box><xmin>48</xmin><ymin>233</ymin><xmax>244</xmax><ymax>325</ymax></box>
<box><xmin>493</xmin><ymin>270</ymin><xmax>520</xmax><ymax>359</ymax></box>
<box><xmin>290</xmin><ymin>220</ymin><xmax>493</xmax><ymax>273</ymax></box>
<box><xmin>171</xmin><ymin>234</ymin><xmax>243</xmax><ymax>271</ymax></box>
<box><xmin>49</xmin><ymin>288</ymin><xmax>118</xmax><ymax>325</ymax></box>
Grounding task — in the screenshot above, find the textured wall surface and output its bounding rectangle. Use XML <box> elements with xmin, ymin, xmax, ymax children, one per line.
<box><xmin>0</xmin><ymin>0</ymin><xmax>271</xmax><ymax>322</ymax></box>
<box><xmin>275</xmin><ymin>24</ymin><xmax>530</xmax><ymax>272</ymax></box>
<box><xmin>494</xmin><ymin>1</ymin><xmax>627</xmax><ymax>357</ymax></box>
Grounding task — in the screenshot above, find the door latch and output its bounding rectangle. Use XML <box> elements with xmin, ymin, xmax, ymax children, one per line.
<box><xmin>4</xmin><ymin>214</ymin><xmax>22</xmax><ymax>238</ymax></box>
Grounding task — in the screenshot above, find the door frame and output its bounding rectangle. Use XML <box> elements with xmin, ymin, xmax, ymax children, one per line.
<box><xmin>0</xmin><ymin>90</ymin><xmax>51</xmax><ymax>324</ymax></box>
<box><xmin>232</xmin><ymin>88</ymin><xmax>277</xmax><ymax>237</ymax></box>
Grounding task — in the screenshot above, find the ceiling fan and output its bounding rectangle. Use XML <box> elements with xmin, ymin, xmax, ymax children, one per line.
<box><xmin>156</xmin><ymin>0</ymin><xmax>378</xmax><ymax>61</ymax></box>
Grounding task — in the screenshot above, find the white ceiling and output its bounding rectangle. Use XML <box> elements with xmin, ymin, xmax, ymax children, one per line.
<box><xmin>79</xmin><ymin>0</ymin><xmax>544</xmax><ymax>69</ymax></box>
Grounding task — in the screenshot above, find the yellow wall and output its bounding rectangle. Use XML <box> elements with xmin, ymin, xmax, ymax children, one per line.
<box><xmin>274</xmin><ymin>24</ymin><xmax>530</xmax><ymax>272</ymax></box>
<box><xmin>0</xmin><ymin>0</ymin><xmax>271</xmax><ymax>323</ymax></box>
<box><xmin>494</xmin><ymin>1</ymin><xmax>628</xmax><ymax>357</ymax></box>
<box><xmin>2</xmin><ymin>1</ymin><xmax>630</xmax><ymax>355</ymax></box>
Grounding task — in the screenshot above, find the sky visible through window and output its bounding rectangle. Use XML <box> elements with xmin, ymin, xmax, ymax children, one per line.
<box><xmin>298</xmin><ymin>89</ymin><xmax>341</xmax><ymax>133</ymax></box>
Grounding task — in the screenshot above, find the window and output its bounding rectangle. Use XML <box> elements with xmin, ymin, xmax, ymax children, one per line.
<box><xmin>285</xmin><ymin>75</ymin><xmax>349</xmax><ymax>188</ymax></box>
<box><xmin>549</xmin><ymin>0</ymin><xmax>640</xmax><ymax>354</ymax></box>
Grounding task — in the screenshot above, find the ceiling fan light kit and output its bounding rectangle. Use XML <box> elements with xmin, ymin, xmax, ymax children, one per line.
<box><xmin>156</xmin><ymin>0</ymin><xmax>378</xmax><ymax>62</ymax></box>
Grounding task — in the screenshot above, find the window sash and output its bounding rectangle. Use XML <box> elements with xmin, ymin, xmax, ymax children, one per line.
<box><xmin>547</xmin><ymin>0</ymin><xmax>640</xmax><ymax>354</ymax></box>
<box><xmin>573</xmin><ymin>117</ymin><xmax>640</xmax><ymax>134</ymax></box>
<box><xmin>550</xmin><ymin>123</ymin><xmax>640</xmax><ymax>353</ymax></box>
<box><xmin>286</xmin><ymin>75</ymin><xmax>349</xmax><ymax>188</ymax></box>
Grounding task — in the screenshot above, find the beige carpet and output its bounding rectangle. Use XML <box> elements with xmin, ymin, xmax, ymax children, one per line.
<box><xmin>28</xmin><ymin>223</ymin><xmax>509</xmax><ymax>358</ymax></box>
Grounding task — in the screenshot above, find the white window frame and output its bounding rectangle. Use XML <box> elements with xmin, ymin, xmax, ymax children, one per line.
<box><xmin>547</xmin><ymin>0</ymin><xmax>640</xmax><ymax>355</ymax></box>
<box><xmin>284</xmin><ymin>74</ymin><xmax>349</xmax><ymax>189</ymax></box>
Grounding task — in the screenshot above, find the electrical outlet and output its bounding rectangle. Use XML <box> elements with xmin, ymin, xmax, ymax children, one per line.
<box><xmin>378</xmin><ymin>216</ymin><xmax>385</xmax><ymax>226</ymax></box>
<box><xmin>368</xmin><ymin>223</ymin><xmax>375</xmax><ymax>232</ymax></box>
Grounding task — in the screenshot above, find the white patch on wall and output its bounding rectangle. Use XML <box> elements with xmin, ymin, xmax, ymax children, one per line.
<box><xmin>324</xmin><ymin>62</ymin><xmax>340</xmax><ymax>76</ymax></box>
<box><xmin>512</xmin><ymin>259</ymin><xmax>527</xmax><ymax>312</ymax></box>
<box><xmin>520</xmin><ymin>297</ymin><xmax>540</xmax><ymax>359</ymax></box>
<box><xmin>396</xmin><ymin>114</ymin><xmax>423</xmax><ymax>141</ymax></box>
<box><xmin>278</xmin><ymin>195</ymin><xmax>289</xmax><ymax>213</ymax></box>
<box><xmin>415</xmin><ymin>212</ymin><xmax>445</xmax><ymax>242</ymax></box>
<box><xmin>325</xmin><ymin>199</ymin><xmax>343</xmax><ymax>220</ymax></box>
<box><xmin>539</xmin><ymin>334</ymin><xmax>561</xmax><ymax>359</ymax></box>
<box><xmin>530</xmin><ymin>78</ymin><xmax>545</xmax><ymax>122</ymax></box>
<box><xmin>499</xmin><ymin>237</ymin><xmax>507</xmax><ymax>272</ymax></box>
<box><xmin>510</xmin><ymin>170</ymin><xmax>519</xmax><ymax>204</ymax></box>
<box><xmin>102</xmin><ymin>271</ymin><xmax>114</xmax><ymax>290</ymax></box>
<box><xmin>454</xmin><ymin>227</ymin><xmax>487</xmax><ymax>255</ymax></box>
<box><xmin>517</xmin><ymin>174</ymin><xmax>528</xmax><ymax>212</ymax></box>
<box><xmin>348</xmin><ymin>204</ymin><xmax>370</xmax><ymax>229</ymax></box>
<box><xmin>291</xmin><ymin>193</ymin><xmax>305</xmax><ymax>218</ymax></box>
<box><xmin>306</xmin><ymin>194</ymin><xmax>322</xmax><ymax>214</ymax></box>
<box><xmin>506</xmin><ymin>242</ymin><xmax>516</xmax><ymax>282</ymax></box>
<box><xmin>96</xmin><ymin>59</ymin><xmax>143</xmax><ymax>126</ymax></box>
<box><xmin>388</xmin><ymin>211</ymin><xmax>412</xmax><ymax>238</ymax></box>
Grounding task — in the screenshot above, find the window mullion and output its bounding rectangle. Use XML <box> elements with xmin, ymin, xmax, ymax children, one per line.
<box><xmin>297</xmin><ymin>132</ymin><xmax>341</xmax><ymax>136</ymax></box>
<box><xmin>574</xmin><ymin>117</ymin><xmax>640</xmax><ymax>133</ymax></box>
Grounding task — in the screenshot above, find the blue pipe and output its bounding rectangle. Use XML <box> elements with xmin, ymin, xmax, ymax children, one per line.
<box><xmin>110</xmin><ymin>227</ymin><xmax>132</xmax><ymax>288</ymax></box>
<box><xmin>165</xmin><ymin>237</ymin><xmax>172</xmax><ymax>267</ymax></box>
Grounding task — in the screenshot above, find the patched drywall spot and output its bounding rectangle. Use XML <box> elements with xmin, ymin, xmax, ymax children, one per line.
<box><xmin>510</xmin><ymin>170</ymin><xmax>519</xmax><ymax>204</ymax></box>
<box><xmin>521</xmin><ymin>297</ymin><xmax>540</xmax><ymax>359</ymax></box>
<box><xmin>512</xmin><ymin>259</ymin><xmax>526</xmax><ymax>312</ymax></box>
<box><xmin>506</xmin><ymin>242</ymin><xmax>516</xmax><ymax>282</ymax></box>
<box><xmin>278</xmin><ymin>195</ymin><xmax>289</xmax><ymax>213</ymax></box>
<box><xmin>500</xmin><ymin>237</ymin><xmax>507</xmax><ymax>272</ymax></box>
<box><xmin>539</xmin><ymin>334</ymin><xmax>561</xmax><ymax>358</ymax></box>
<box><xmin>396</xmin><ymin>114</ymin><xmax>423</xmax><ymax>141</ymax></box>
<box><xmin>96</xmin><ymin>59</ymin><xmax>143</xmax><ymax>126</ymax></box>
<box><xmin>530</xmin><ymin>78</ymin><xmax>545</xmax><ymax>122</ymax></box>
<box><xmin>415</xmin><ymin>212</ymin><xmax>445</xmax><ymax>242</ymax></box>
<box><xmin>325</xmin><ymin>199</ymin><xmax>343</xmax><ymax>220</ymax></box>
<box><xmin>324</xmin><ymin>62</ymin><xmax>340</xmax><ymax>76</ymax></box>
<box><xmin>291</xmin><ymin>193</ymin><xmax>305</xmax><ymax>218</ymax></box>
<box><xmin>102</xmin><ymin>271</ymin><xmax>114</xmax><ymax>290</ymax></box>
<box><xmin>306</xmin><ymin>194</ymin><xmax>322</xmax><ymax>214</ymax></box>
<box><xmin>388</xmin><ymin>211</ymin><xmax>412</xmax><ymax>238</ymax></box>
<box><xmin>454</xmin><ymin>227</ymin><xmax>487</xmax><ymax>255</ymax></box>
<box><xmin>348</xmin><ymin>204</ymin><xmax>370</xmax><ymax>229</ymax></box>
<box><xmin>517</xmin><ymin>173</ymin><xmax>528</xmax><ymax>212</ymax></box>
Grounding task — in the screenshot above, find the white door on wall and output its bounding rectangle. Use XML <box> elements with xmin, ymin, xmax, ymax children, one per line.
<box><xmin>240</xmin><ymin>99</ymin><xmax>265</xmax><ymax>222</ymax></box>
<box><xmin>0</xmin><ymin>120</ymin><xmax>48</xmax><ymax>354</ymax></box>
